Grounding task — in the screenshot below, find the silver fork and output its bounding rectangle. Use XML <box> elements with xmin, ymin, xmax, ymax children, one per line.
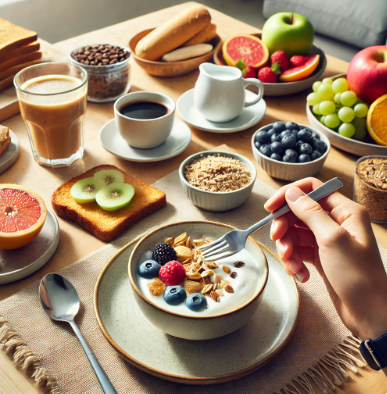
<box><xmin>198</xmin><ymin>177</ymin><xmax>344</xmax><ymax>261</ymax></box>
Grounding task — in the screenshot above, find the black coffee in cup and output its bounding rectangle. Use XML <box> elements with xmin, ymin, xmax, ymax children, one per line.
<box><xmin>119</xmin><ymin>100</ymin><xmax>169</xmax><ymax>120</ymax></box>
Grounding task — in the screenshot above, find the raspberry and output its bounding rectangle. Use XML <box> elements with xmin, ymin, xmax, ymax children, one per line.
<box><xmin>159</xmin><ymin>261</ymin><xmax>186</xmax><ymax>286</ymax></box>
<box><xmin>290</xmin><ymin>55</ymin><xmax>308</xmax><ymax>68</ymax></box>
<box><xmin>270</xmin><ymin>51</ymin><xmax>290</xmax><ymax>72</ymax></box>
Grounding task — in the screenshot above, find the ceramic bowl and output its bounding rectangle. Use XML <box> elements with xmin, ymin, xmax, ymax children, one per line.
<box><xmin>129</xmin><ymin>29</ymin><xmax>221</xmax><ymax>77</ymax></box>
<box><xmin>128</xmin><ymin>221</ymin><xmax>269</xmax><ymax>340</ymax></box>
<box><xmin>251</xmin><ymin>123</ymin><xmax>330</xmax><ymax>181</ymax></box>
<box><xmin>179</xmin><ymin>151</ymin><xmax>256</xmax><ymax>212</ymax></box>
<box><xmin>213</xmin><ymin>33</ymin><xmax>327</xmax><ymax>97</ymax></box>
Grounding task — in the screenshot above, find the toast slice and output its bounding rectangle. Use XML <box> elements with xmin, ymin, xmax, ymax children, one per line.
<box><xmin>0</xmin><ymin>57</ymin><xmax>42</xmax><ymax>81</ymax></box>
<box><xmin>0</xmin><ymin>41</ymin><xmax>40</xmax><ymax>62</ymax></box>
<box><xmin>0</xmin><ymin>51</ymin><xmax>42</xmax><ymax>73</ymax></box>
<box><xmin>0</xmin><ymin>125</ymin><xmax>10</xmax><ymax>157</ymax></box>
<box><xmin>52</xmin><ymin>165</ymin><xmax>167</xmax><ymax>242</ymax></box>
<box><xmin>0</xmin><ymin>18</ymin><xmax>38</xmax><ymax>57</ymax></box>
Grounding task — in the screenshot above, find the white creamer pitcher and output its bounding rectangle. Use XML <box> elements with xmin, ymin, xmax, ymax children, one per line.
<box><xmin>194</xmin><ymin>63</ymin><xmax>263</xmax><ymax>123</ymax></box>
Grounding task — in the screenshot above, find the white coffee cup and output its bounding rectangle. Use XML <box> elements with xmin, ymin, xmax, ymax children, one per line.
<box><xmin>114</xmin><ymin>91</ymin><xmax>175</xmax><ymax>149</ymax></box>
<box><xmin>194</xmin><ymin>63</ymin><xmax>264</xmax><ymax>123</ymax></box>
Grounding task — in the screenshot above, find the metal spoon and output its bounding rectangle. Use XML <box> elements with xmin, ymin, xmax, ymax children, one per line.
<box><xmin>39</xmin><ymin>273</ymin><xmax>117</xmax><ymax>394</ymax></box>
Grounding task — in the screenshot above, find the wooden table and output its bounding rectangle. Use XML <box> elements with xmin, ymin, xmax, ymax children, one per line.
<box><xmin>0</xmin><ymin>2</ymin><xmax>386</xmax><ymax>393</ymax></box>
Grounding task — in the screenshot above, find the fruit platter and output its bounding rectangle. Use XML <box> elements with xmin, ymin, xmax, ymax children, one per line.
<box><xmin>213</xmin><ymin>13</ymin><xmax>327</xmax><ymax>96</ymax></box>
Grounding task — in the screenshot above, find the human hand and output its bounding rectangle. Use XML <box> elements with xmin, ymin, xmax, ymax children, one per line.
<box><xmin>265</xmin><ymin>177</ymin><xmax>387</xmax><ymax>341</ymax></box>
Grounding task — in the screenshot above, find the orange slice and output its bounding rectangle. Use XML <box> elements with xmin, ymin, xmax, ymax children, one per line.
<box><xmin>367</xmin><ymin>94</ymin><xmax>387</xmax><ymax>146</ymax></box>
<box><xmin>0</xmin><ymin>185</ymin><xmax>47</xmax><ymax>250</ymax></box>
<box><xmin>279</xmin><ymin>54</ymin><xmax>320</xmax><ymax>82</ymax></box>
<box><xmin>222</xmin><ymin>34</ymin><xmax>269</xmax><ymax>68</ymax></box>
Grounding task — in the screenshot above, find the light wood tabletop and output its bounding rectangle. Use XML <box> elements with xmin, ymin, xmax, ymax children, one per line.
<box><xmin>0</xmin><ymin>2</ymin><xmax>386</xmax><ymax>393</ymax></box>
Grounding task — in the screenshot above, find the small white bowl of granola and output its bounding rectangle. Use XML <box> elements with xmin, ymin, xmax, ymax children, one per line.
<box><xmin>128</xmin><ymin>221</ymin><xmax>269</xmax><ymax>340</ymax></box>
<box><xmin>179</xmin><ymin>151</ymin><xmax>256</xmax><ymax>212</ymax></box>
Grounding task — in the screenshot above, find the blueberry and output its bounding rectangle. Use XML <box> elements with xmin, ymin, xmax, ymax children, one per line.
<box><xmin>273</xmin><ymin>121</ymin><xmax>286</xmax><ymax>133</ymax></box>
<box><xmin>267</xmin><ymin>128</ymin><xmax>277</xmax><ymax>138</ymax></box>
<box><xmin>270</xmin><ymin>153</ymin><xmax>282</xmax><ymax>161</ymax></box>
<box><xmin>259</xmin><ymin>144</ymin><xmax>272</xmax><ymax>157</ymax></box>
<box><xmin>139</xmin><ymin>260</ymin><xmax>161</xmax><ymax>279</ymax></box>
<box><xmin>280</xmin><ymin>130</ymin><xmax>292</xmax><ymax>138</ymax></box>
<box><xmin>299</xmin><ymin>143</ymin><xmax>313</xmax><ymax>156</ymax></box>
<box><xmin>254</xmin><ymin>141</ymin><xmax>260</xmax><ymax>150</ymax></box>
<box><xmin>312</xmin><ymin>131</ymin><xmax>321</xmax><ymax>140</ymax></box>
<box><xmin>296</xmin><ymin>140</ymin><xmax>304</xmax><ymax>152</ymax></box>
<box><xmin>186</xmin><ymin>293</ymin><xmax>207</xmax><ymax>312</ymax></box>
<box><xmin>311</xmin><ymin>138</ymin><xmax>326</xmax><ymax>153</ymax></box>
<box><xmin>281</xmin><ymin>134</ymin><xmax>297</xmax><ymax>149</ymax></box>
<box><xmin>283</xmin><ymin>149</ymin><xmax>298</xmax><ymax>163</ymax></box>
<box><xmin>298</xmin><ymin>128</ymin><xmax>313</xmax><ymax>142</ymax></box>
<box><xmin>298</xmin><ymin>154</ymin><xmax>311</xmax><ymax>163</ymax></box>
<box><xmin>163</xmin><ymin>285</ymin><xmax>186</xmax><ymax>306</ymax></box>
<box><xmin>285</xmin><ymin>121</ymin><xmax>300</xmax><ymax>131</ymax></box>
<box><xmin>292</xmin><ymin>130</ymin><xmax>299</xmax><ymax>141</ymax></box>
<box><xmin>270</xmin><ymin>141</ymin><xmax>284</xmax><ymax>154</ymax></box>
<box><xmin>271</xmin><ymin>133</ymin><xmax>282</xmax><ymax>143</ymax></box>
<box><xmin>255</xmin><ymin>130</ymin><xmax>271</xmax><ymax>144</ymax></box>
<box><xmin>310</xmin><ymin>150</ymin><xmax>322</xmax><ymax>160</ymax></box>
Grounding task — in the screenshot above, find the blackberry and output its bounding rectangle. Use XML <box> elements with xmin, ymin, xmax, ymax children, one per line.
<box><xmin>152</xmin><ymin>243</ymin><xmax>177</xmax><ymax>265</ymax></box>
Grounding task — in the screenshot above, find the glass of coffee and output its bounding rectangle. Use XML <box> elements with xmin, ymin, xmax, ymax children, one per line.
<box><xmin>14</xmin><ymin>63</ymin><xmax>88</xmax><ymax>167</ymax></box>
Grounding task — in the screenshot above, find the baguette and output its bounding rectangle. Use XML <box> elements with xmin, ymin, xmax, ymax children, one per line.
<box><xmin>162</xmin><ymin>44</ymin><xmax>213</xmax><ymax>62</ymax></box>
<box><xmin>183</xmin><ymin>23</ymin><xmax>217</xmax><ymax>46</ymax></box>
<box><xmin>52</xmin><ymin>165</ymin><xmax>166</xmax><ymax>242</ymax></box>
<box><xmin>135</xmin><ymin>5</ymin><xmax>211</xmax><ymax>61</ymax></box>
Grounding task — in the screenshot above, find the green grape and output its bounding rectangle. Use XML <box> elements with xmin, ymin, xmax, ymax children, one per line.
<box><xmin>332</xmin><ymin>78</ymin><xmax>349</xmax><ymax>93</ymax></box>
<box><xmin>340</xmin><ymin>91</ymin><xmax>357</xmax><ymax>107</ymax></box>
<box><xmin>313</xmin><ymin>81</ymin><xmax>322</xmax><ymax>92</ymax></box>
<box><xmin>354</xmin><ymin>103</ymin><xmax>368</xmax><ymax>118</ymax></box>
<box><xmin>320</xmin><ymin>116</ymin><xmax>326</xmax><ymax>125</ymax></box>
<box><xmin>312</xmin><ymin>103</ymin><xmax>322</xmax><ymax>115</ymax></box>
<box><xmin>339</xmin><ymin>123</ymin><xmax>355</xmax><ymax>138</ymax></box>
<box><xmin>322</xmin><ymin>78</ymin><xmax>333</xmax><ymax>85</ymax></box>
<box><xmin>334</xmin><ymin>93</ymin><xmax>342</xmax><ymax>104</ymax></box>
<box><xmin>338</xmin><ymin>107</ymin><xmax>355</xmax><ymax>123</ymax></box>
<box><xmin>307</xmin><ymin>92</ymin><xmax>321</xmax><ymax>106</ymax></box>
<box><xmin>352</xmin><ymin>118</ymin><xmax>367</xmax><ymax>140</ymax></box>
<box><xmin>318</xmin><ymin>84</ymin><xmax>334</xmax><ymax>100</ymax></box>
<box><xmin>324</xmin><ymin>114</ymin><xmax>341</xmax><ymax>129</ymax></box>
<box><xmin>319</xmin><ymin>100</ymin><xmax>336</xmax><ymax>116</ymax></box>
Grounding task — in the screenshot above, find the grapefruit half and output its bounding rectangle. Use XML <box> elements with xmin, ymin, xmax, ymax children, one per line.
<box><xmin>0</xmin><ymin>185</ymin><xmax>47</xmax><ymax>250</ymax></box>
<box><xmin>279</xmin><ymin>54</ymin><xmax>320</xmax><ymax>82</ymax></box>
<box><xmin>222</xmin><ymin>34</ymin><xmax>269</xmax><ymax>68</ymax></box>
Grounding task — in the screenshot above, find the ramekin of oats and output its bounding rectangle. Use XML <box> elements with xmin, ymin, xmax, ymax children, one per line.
<box><xmin>179</xmin><ymin>151</ymin><xmax>256</xmax><ymax>212</ymax></box>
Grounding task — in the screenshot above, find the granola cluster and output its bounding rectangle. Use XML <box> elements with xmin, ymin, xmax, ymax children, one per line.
<box><xmin>184</xmin><ymin>154</ymin><xmax>252</xmax><ymax>193</ymax></box>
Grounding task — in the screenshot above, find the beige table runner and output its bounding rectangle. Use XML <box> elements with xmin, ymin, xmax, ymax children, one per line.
<box><xmin>1</xmin><ymin>168</ymin><xmax>384</xmax><ymax>394</ymax></box>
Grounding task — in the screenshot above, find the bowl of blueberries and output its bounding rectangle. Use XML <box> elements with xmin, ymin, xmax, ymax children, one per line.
<box><xmin>251</xmin><ymin>121</ymin><xmax>330</xmax><ymax>181</ymax></box>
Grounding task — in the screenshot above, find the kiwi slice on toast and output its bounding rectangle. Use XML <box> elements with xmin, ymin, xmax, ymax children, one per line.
<box><xmin>94</xmin><ymin>169</ymin><xmax>125</xmax><ymax>186</ymax></box>
<box><xmin>71</xmin><ymin>177</ymin><xmax>106</xmax><ymax>203</ymax></box>
<box><xmin>96</xmin><ymin>182</ymin><xmax>135</xmax><ymax>212</ymax></box>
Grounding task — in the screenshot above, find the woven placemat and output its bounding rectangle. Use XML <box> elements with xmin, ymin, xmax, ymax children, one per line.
<box><xmin>1</xmin><ymin>166</ymin><xmax>385</xmax><ymax>394</ymax></box>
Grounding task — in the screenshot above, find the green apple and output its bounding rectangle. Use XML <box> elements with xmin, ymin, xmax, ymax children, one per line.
<box><xmin>261</xmin><ymin>12</ymin><xmax>314</xmax><ymax>57</ymax></box>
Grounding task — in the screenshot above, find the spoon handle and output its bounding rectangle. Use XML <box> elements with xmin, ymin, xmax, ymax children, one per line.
<box><xmin>69</xmin><ymin>320</ymin><xmax>117</xmax><ymax>394</ymax></box>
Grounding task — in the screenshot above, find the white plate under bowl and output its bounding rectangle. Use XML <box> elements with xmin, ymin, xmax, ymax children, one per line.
<box><xmin>0</xmin><ymin>208</ymin><xmax>59</xmax><ymax>284</ymax></box>
<box><xmin>177</xmin><ymin>89</ymin><xmax>266</xmax><ymax>133</ymax></box>
<box><xmin>94</xmin><ymin>237</ymin><xmax>299</xmax><ymax>384</ymax></box>
<box><xmin>306</xmin><ymin>102</ymin><xmax>387</xmax><ymax>157</ymax></box>
<box><xmin>99</xmin><ymin>118</ymin><xmax>191</xmax><ymax>162</ymax></box>
<box><xmin>0</xmin><ymin>129</ymin><xmax>19</xmax><ymax>174</ymax></box>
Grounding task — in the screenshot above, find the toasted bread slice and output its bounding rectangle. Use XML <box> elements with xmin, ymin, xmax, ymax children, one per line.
<box><xmin>0</xmin><ymin>41</ymin><xmax>40</xmax><ymax>62</ymax></box>
<box><xmin>0</xmin><ymin>51</ymin><xmax>42</xmax><ymax>73</ymax></box>
<box><xmin>0</xmin><ymin>57</ymin><xmax>42</xmax><ymax>81</ymax></box>
<box><xmin>0</xmin><ymin>125</ymin><xmax>10</xmax><ymax>156</ymax></box>
<box><xmin>52</xmin><ymin>165</ymin><xmax>167</xmax><ymax>242</ymax></box>
<box><xmin>0</xmin><ymin>75</ymin><xmax>14</xmax><ymax>92</ymax></box>
<box><xmin>0</xmin><ymin>18</ymin><xmax>38</xmax><ymax>57</ymax></box>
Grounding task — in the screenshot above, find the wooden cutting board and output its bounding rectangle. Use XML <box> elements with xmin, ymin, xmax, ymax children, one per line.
<box><xmin>0</xmin><ymin>39</ymin><xmax>67</xmax><ymax>122</ymax></box>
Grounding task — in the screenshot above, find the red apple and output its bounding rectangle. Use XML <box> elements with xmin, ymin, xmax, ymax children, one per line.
<box><xmin>347</xmin><ymin>45</ymin><xmax>387</xmax><ymax>104</ymax></box>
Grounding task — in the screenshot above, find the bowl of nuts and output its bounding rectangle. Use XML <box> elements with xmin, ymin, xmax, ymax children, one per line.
<box><xmin>70</xmin><ymin>44</ymin><xmax>131</xmax><ymax>103</ymax></box>
<box><xmin>128</xmin><ymin>220</ymin><xmax>269</xmax><ymax>340</ymax></box>
<box><xmin>179</xmin><ymin>151</ymin><xmax>256</xmax><ymax>212</ymax></box>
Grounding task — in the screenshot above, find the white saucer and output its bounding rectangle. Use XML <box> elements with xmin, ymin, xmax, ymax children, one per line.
<box><xmin>99</xmin><ymin>118</ymin><xmax>191</xmax><ymax>162</ymax></box>
<box><xmin>0</xmin><ymin>129</ymin><xmax>19</xmax><ymax>174</ymax></box>
<box><xmin>177</xmin><ymin>89</ymin><xmax>266</xmax><ymax>133</ymax></box>
<box><xmin>0</xmin><ymin>209</ymin><xmax>59</xmax><ymax>284</ymax></box>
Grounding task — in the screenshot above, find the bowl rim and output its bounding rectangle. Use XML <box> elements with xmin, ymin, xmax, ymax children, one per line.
<box><xmin>178</xmin><ymin>150</ymin><xmax>257</xmax><ymax>195</ymax></box>
<box><xmin>251</xmin><ymin>123</ymin><xmax>331</xmax><ymax>166</ymax></box>
<box><xmin>128</xmin><ymin>220</ymin><xmax>269</xmax><ymax>320</ymax></box>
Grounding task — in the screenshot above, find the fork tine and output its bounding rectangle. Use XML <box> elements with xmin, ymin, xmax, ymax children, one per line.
<box><xmin>207</xmin><ymin>250</ymin><xmax>235</xmax><ymax>261</ymax></box>
<box><xmin>201</xmin><ymin>240</ymin><xmax>227</xmax><ymax>256</ymax></box>
<box><xmin>202</xmin><ymin>243</ymin><xmax>230</xmax><ymax>259</ymax></box>
<box><xmin>197</xmin><ymin>237</ymin><xmax>225</xmax><ymax>251</ymax></box>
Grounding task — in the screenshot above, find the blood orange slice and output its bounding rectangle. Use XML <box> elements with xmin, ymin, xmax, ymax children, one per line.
<box><xmin>0</xmin><ymin>185</ymin><xmax>47</xmax><ymax>250</ymax></box>
<box><xmin>222</xmin><ymin>34</ymin><xmax>269</xmax><ymax>68</ymax></box>
<box><xmin>279</xmin><ymin>54</ymin><xmax>320</xmax><ymax>82</ymax></box>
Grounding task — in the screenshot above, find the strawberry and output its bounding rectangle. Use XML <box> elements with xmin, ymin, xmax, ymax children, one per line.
<box><xmin>242</xmin><ymin>66</ymin><xmax>256</xmax><ymax>79</ymax></box>
<box><xmin>270</xmin><ymin>51</ymin><xmax>289</xmax><ymax>72</ymax></box>
<box><xmin>258</xmin><ymin>67</ymin><xmax>277</xmax><ymax>83</ymax></box>
<box><xmin>290</xmin><ymin>55</ymin><xmax>308</xmax><ymax>68</ymax></box>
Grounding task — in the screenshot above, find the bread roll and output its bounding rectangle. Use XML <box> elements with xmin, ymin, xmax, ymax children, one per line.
<box><xmin>162</xmin><ymin>44</ymin><xmax>213</xmax><ymax>62</ymax></box>
<box><xmin>183</xmin><ymin>23</ymin><xmax>217</xmax><ymax>46</ymax></box>
<box><xmin>135</xmin><ymin>5</ymin><xmax>211</xmax><ymax>61</ymax></box>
